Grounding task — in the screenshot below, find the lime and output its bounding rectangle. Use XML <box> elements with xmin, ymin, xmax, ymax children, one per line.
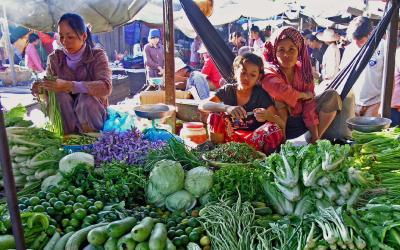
<box><xmin>37</xmin><ymin>191</ymin><xmax>46</xmax><ymax>199</ymax></box>
<box><xmin>64</xmin><ymin>205</ymin><xmax>73</xmax><ymax>215</ymax></box>
<box><xmin>61</xmin><ymin>218</ymin><xmax>70</xmax><ymax>228</ymax></box>
<box><xmin>33</xmin><ymin>205</ymin><xmax>45</xmax><ymax>213</ymax></box>
<box><xmin>83</xmin><ymin>201</ymin><xmax>92</xmax><ymax>209</ymax></box>
<box><xmin>88</xmin><ymin>206</ymin><xmax>98</xmax><ymax>214</ymax></box>
<box><xmin>74</xmin><ymin>208</ymin><xmax>87</xmax><ymax>220</ymax></box>
<box><xmin>58</xmin><ymin>193</ymin><xmax>69</xmax><ymax>202</ymax></box>
<box><xmin>29</xmin><ymin>196</ymin><xmax>40</xmax><ymax>206</ymax></box>
<box><xmin>70</xmin><ymin>218</ymin><xmax>80</xmax><ymax>228</ymax></box>
<box><xmin>48</xmin><ymin>186</ymin><xmax>61</xmax><ymax>195</ymax></box>
<box><xmin>189</xmin><ymin>231</ymin><xmax>201</xmax><ymax>242</ymax></box>
<box><xmin>173</xmin><ymin>237</ymin><xmax>183</xmax><ymax>247</ymax></box>
<box><xmin>66</xmin><ymin>200</ymin><xmax>75</xmax><ymax>206</ymax></box>
<box><xmin>54</xmin><ymin>201</ymin><xmax>65</xmax><ymax>210</ymax></box>
<box><xmin>46</xmin><ymin>207</ymin><xmax>56</xmax><ymax>215</ymax></box>
<box><xmin>45</xmin><ymin>192</ymin><xmax>56</xmax><ymax>200</ymax></box>
<box><xmin>188</xmin><ymin>218</ymin><xmax>199</xmax><ymax>228</ymax></box>
<box><xmin>94</xmin><ymin>201</ymin><xmax>104</xmax><ymax>210</ymax></box>
<box><xmin>167</xmin><ymin>230</ymin><xmax>175</xmax><ymax>238</ymax></box>
<box><xmin>65</xmin><ymin>226</ymin><xmax>75</xmax><ymax>233</ymax></box>
<box><xmin>180</xmin><ymin>235</ymin><xmax>189</xmax><ymax>246</ymax></box>
<box><xmin>48</xmin><ymin>197</ymin><xmax>58</xmax><ymax>206</ymax></box>
<box><xmin>73</xmin><ymin>203</ymin><xmax>84</xmax><ymax>211</ymax></box>
<box><xmin>200</xmin><ymin>236</ymin><xmax>210</xmax><ymax>246</ymax></box>
<box><xmin>67</xmin><ymin>186</ymin><xmax>76</xmax><ymax>193</ymax></box>
<box><xmin>185</xmin><ymin>227</ymin><xmax>193</xmax><ymax>235</ymax></box>
<box><xmin>73</xmin><ymin>188</ymin><xmax>83</xmax><ymax>196</ymax></box>
<box><xmin>76</xmin><ymin>195</ymin><xmax>87</xmax><ymax>204</ymax></box>
<box><xmin>175</xmin><ymin>229</ymin><xmax>185</xmax><ymax>237</ymax></box>
<box><xmin>18</xmin><ymin>204</ymin><xmax>27</xmax><ymax>211</ymax></box>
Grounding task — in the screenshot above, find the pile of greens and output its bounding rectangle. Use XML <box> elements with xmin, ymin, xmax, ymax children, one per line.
<box><xmin>145</xmin><ymin>138</ymin><xmax>203</xmax><ymax>171</ymax></box>
<box><xmin>4</xmin><ymin>105</ymin><xmax>33</xmax><ymax>127</ymax></box>
<box><xmin>261</xmin><ymin>140</ymin><xmax>370</xmax><ymax>216</ymax></box>
<box><xmin>210</xmin><ymin>165</ymin><xmax>267</xmax><ymax>202</ymax></box>
<box><xmin>204</xmin><ymin>142</ymin><xmax>262</xmax><ymax>164</ymax></box>
<box><xmin>61</xmin><ymin>162</ymin><xmax>147</xmax><ymax>206</ymax></box>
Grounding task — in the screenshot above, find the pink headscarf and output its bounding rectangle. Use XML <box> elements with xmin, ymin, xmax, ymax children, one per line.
<box><xmin>264</xmin><ymin>27</ymin><xmax>313</xmax><ymax>84</ymax></box>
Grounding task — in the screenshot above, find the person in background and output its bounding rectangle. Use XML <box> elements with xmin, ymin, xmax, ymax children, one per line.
<box><xmin>31</xmin><ymin>13</ymin><xmax>112</xmax><ymax>134</ymax></box>
<box><xmin>38</xmin><ymin>32</ymin><xmax>55</xmax><ymax>55</ymax></box>
<box><xmin>250</xmin><ymin>25</ymin><xmax>264</xmax><ymax>55</ymax></box>
<box><xmin>174</xmin><ymin>57</ymin><xmax>210</xmax><ymax>100</ymax></box>
<box><xmin>199</xmin><ymin>53</ymin><xmax>285</xmax><ymax>155</ymax></box>
<box><xmin>306</xmin><ymin>34</ymin><xmax>328</xmax><ymax>75</ymax></box>
<box><xmin>317</xmin><ymin>29</ymin><xmax>341</xmax><ymax>81</ymax></box>
<box><xmin>391</xmin><ymin>42</ymin><xmax>400</xmax><ymax>126</ymax></box>
<box><xmin>52</xmin><ymin>33</ymin><xmax>62</xmax><ymax>50</ymax></box>
<box><xmin>25</xmin><ymin>33</ymin><xmax>45</xmax><ymax>73</ymax></box>
<box><xmin>264</xmin><ymin>26</ymin><xmax>272</xmax><ymax>43</ymax></box>
<box><xmin>198</xmin><ymin>44</ymin><xmax>221</xmax><ymax>91</ymax></box>
<box><xmin>143</xmin><ymin>29</ymin><xmax>164</xmax><ymax>81</ymax></box>
<box><xmin>228</xmin><ymin>31</ymin><xmax>245</xmax><ymax>56</ymax></box>
<box><xmin>340</xmin><ymin>16</ymin><xmax>384</xmax><ymax>117</ymax></box>
<box><xmin>262</xmin><ymin>27</ymin><xmax>342</xmax><ymax>143</ymax></box>
<box><xmin>190</xmin><ymin>36</ymin><xmax>202</xmax><ymax>68</ymax></box>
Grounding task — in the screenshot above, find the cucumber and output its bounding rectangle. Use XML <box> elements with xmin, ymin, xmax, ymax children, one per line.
<box><xmin>135</xmin><ymin>242</ymin><xmax>150</xmax><ymax>250</ymax></box>
<box><xmin>43</xmin><ymin>231</ymin><xmax>60</xmax><ymax>250</ymax></box>
<box><xmin>254</xmin><ymin>207</ymin><xmax>273</xmax><ymax>215</ymax></box>
<box><xmin>83</xmin><ymin>244</ymin><xmax>105</xmax><ymax>250</ymax></box>
<box><xmin>0</xmin><ymin>235</ymin><xmax>16</xmax><ymax>250</ymax></box>
<box><xmin>148</xmin><ymin>223</ymin><xmax>167</xmax><ymax>250</ymax></box>
<box><xmin>107</xmin><ymin>217</ymin><xmax>137</xmax><ymax>239</ymax></box>
<box><xmin>165</xmin><ymin>239</ymin><xmax>176</xmax><ymax>250</ymax></box>
<box><xmin>88</xmin><ymin>225</ymin><xmax>109</xmax><ymax>246</ymax></box>
<box><xmin>54</xmin><ymin>231</ymin><xmax>75</xmax><ymax>250</ymax></box>
<box><xmin>66</xmin><ymin>223</ymin><xmax>107</xmax><ymax>250</ymax></box>
<box><xmin>117</xmin><ymin>233</ymin><xmax>137</xmax><ymax>250</ymax></box>
<box><xmin>131</xmin><ymin>217</ymin><xmax>155</xmax><ymax>242</ymax></box>
<box><xmin>104</xmin><ymin>237</ymin><xmax>118</xmax><ymax>250</ymax></box>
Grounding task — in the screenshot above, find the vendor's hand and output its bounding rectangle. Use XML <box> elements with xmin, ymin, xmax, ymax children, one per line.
<box><xmin>225</xmin><ymin>105</ymin><xmax>246</xmax><ymax>119</ymax></box>
<box><xmin>299</xmin><ymin>91</ymin><xmax>314</xmax><ymax>100</ymax></box>
<box><xmin>254</xmin><ymin>108</ymin><xmax>270</xmax><ymax>122</ymax></box>
<box><xmin>31</xmin><ymin>81</ymin><xmax>44</xmax><ymax>97</ymax></box>
<box><xmin>42</xmin><ymin>79</ymin><xmax>74</xmax><ymax>93</ymax></box>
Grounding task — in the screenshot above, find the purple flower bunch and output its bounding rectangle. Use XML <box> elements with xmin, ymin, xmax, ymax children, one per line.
<box><xmin>90</xmin><ymin>129</ymin><xmax>165</xmax><ymax>166</ymax></box>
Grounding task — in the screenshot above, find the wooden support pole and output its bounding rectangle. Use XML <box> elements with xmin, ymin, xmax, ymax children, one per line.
<box><xmin>163</xmin><ymin>0</ymin><xmax>176</xmax><ymax>132</ymax></box>
<box><xmin>1</xmin><ymin>5</ymin><xmax>16</xmax><ymax>85</ymax></box>
<box><xmin>0</xmin><ymin>101</ymin><xmax>26</xmax><ymax>249</ymax></box>
<box><xmin>381</xmin><ymin>0</ymin><xmax>399</xmax><ymax>118</ymax></box>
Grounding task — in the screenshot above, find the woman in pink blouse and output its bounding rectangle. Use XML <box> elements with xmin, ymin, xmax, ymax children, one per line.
<box><xmin>25</xmin><ymin>33</ymin><xmax>45</xmax><ymax>73</ymax></box>
<box><xmin>261</xmin><ymin>27</ymin><xmax>342</xmax><ymax>143</ymax></box>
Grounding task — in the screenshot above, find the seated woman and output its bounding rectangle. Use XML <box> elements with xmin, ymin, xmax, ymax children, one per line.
<box><xmin>32</xmin><ymin>13</ymin><xmax>112</xmax><ymax>134</ymax></box>
<box><xmin>262</xmin><ymin>27</ymin><xmax>342</xmax><ymax>143</ymax></box>
<box><xmin>199</xmin><ymin>53</ymin><xmax>285</xmax><ymax>155</ymax></box>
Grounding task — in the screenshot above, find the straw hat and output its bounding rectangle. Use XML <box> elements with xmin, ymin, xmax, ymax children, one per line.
<box><xmin>175</xmin><ymin>57</ymin><xmax>188</xmax><ymax>72</ymax></box>
<box><xmin>316</xmin><ymin>28</ymin><xmax>339</xmax><ymax>42</ymax></box>
<box><xmin>197</xmin><ymin>44</ymin><xmax>207</xmax><ymax>54</ymax></box>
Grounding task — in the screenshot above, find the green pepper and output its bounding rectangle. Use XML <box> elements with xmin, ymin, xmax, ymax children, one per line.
<box><xmin>26</xmin><ymin>213</ymin><xmax>49</xmax><ymax>229</ymax></box>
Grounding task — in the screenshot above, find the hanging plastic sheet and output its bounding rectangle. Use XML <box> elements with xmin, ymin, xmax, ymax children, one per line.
<box><xmin>324</xmin><ymin>2</ymin><xmax>398</xmax><ymax>99</ymax></box>
<box><xmin>179</xmin><ymin>0</ymin><xmax>235</xmax><ymax>82</ymax></box>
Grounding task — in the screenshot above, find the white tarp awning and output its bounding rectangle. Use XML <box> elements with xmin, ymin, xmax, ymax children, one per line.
<box><xmin>2</xmin><ymin>0</ymin><xmax>147</xmax><ymax>33</ymax></box>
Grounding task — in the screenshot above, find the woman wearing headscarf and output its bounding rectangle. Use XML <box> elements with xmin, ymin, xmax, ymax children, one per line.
<box><xmin>262</xmin><ymin>27</ymin><xmax>342</xmax><ymax>143</ymax></box>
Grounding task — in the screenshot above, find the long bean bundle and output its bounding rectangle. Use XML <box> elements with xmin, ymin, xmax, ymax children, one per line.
<box><xmin>41</xmin><ymin>75</ymin><xmax>63</xmax><ymax>135</ymax></box>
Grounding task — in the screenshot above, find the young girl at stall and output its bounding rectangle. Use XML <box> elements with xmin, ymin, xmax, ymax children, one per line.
<box><xmin>199</xmin><ymin>53</ymin><xmax>285</xmax><ymax>155</ymax></box>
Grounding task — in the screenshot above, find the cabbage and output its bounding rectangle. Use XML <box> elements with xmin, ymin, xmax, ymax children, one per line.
<box><xmin>149</xmin><ymin>160</ymin><xmax>184</xmax><ymax>196</ymax></box>
<box><xmin>165</xmin><ymin>190</ymin><xmax>196</xmax><ymax>212</ymax></box>
<box><xmin>199</xmin><ymin>192</ymin><xmax>212</xmax><ymax>206</ymax></box>
<box><xmin>185</xmin><ymin>167</ymin><xmax>213</xmax><ymax>197</ymax></box>
<box><xmin>146</xmin><ymin>182</ymin><xmax>166</xmax><ymax>207</ymax></box>
<box><xmin>41</xmin><ymin>173</ymin><xmax>64</xmax><ymax>191</ymax></box>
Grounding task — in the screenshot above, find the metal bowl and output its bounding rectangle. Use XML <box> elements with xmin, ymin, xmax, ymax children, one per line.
<box><xmin>346</xmin><ymin>116</ymin><xmax>391</xmax><ymax>133</ymax></box>
<box><xmin>134</xmin><ymin>104</ymin><xmax>175</xmax><ymax>120</ymax></box>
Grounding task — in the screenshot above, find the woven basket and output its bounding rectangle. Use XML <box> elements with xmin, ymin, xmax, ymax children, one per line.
<box><xmin>0</xmin><ymin>67</ymin><xmax>32</xmax><ymax>85</ymax></box>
